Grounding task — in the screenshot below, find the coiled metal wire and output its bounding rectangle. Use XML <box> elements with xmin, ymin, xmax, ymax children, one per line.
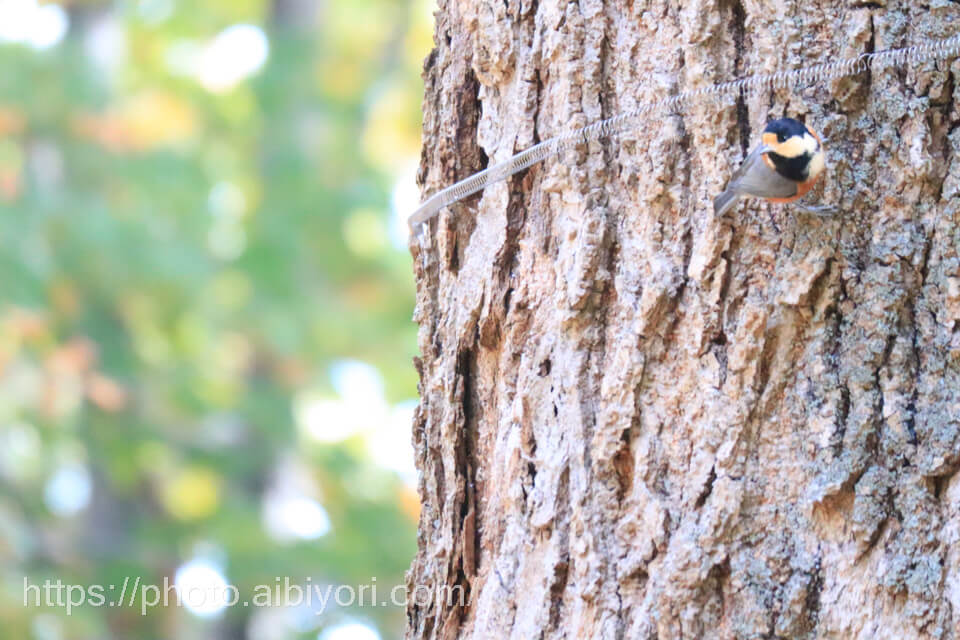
<box><xmin>408</xmin><ymin>32</ymin><xmax>960</xmax><ymax>230</ymax></box>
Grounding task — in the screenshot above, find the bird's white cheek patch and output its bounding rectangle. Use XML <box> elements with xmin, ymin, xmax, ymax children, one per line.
<box><xmin>808</xmin><ymin>151</ymin><xmax>825</xmax><ymax>179</ymax></box>
<box><xmin>778</xmin><ymin>134</ymin><xmax>819</xmax><ymax>158</ymax></box>
<box><xmin>778</xmin><ymin>137</ymin><xmax>802</xmax><ymax>157</ymax></box>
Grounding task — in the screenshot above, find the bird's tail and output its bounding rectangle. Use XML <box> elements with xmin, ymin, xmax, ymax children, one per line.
<box><xmin>713</xmin><ymin>189</ymin><xmax>740</xmax><ymax>217</ymax></box>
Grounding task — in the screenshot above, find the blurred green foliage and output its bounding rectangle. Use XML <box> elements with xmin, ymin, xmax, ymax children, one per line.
<box><xmin>0</xmin><ymin>0</ymin><xmax>431</xmax><ymax>638</ymax></box>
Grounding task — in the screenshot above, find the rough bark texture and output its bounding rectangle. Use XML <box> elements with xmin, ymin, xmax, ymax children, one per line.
<box><xmin>407</xmin><ymin>2</ymin><xmax>960</xmax><ymax>638</ymax></box>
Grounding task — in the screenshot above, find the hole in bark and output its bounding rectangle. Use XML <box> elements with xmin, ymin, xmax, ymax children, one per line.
<box><xmin>449</xmin><ymin>236</ymin><xmax>460</xmax><ymax>273</ymax></box>
<box><xmin>695</xmin><ymin>465</ymin><xmax>717</xmax><ymax>509</ymax></box>
<box><xmin>613</xmin><ymin>425</ymin><xmax>634</xmax><ymax>500</ymax></box>
<box><xmin>547</xmin><ymin>559</ymin><xmax>569</xmax><ymax>631</ymax></box>
<box><xmin>833</xmin><ymin>384</ymin><xmax>851</xmax><ymax>454</ymax></box>
<box><xmin>807</xmin><ymin>257</ymin><xmax>836</xmax><ymax>310</ymax></box>
<box><xmin>707</xmin><ymin>557</ymin><xmax>731</xmax><ymax>618</ymax></box>
<box><xmin>929</xmin><ymin>470</ymin><xmax>958</xmax><ymax>500</ymax></box>
<box><xmin>903</xmin><ymin>398</ymin><xmax>918</xmax><ymax>445</ymax></box>
<box><xmin>728</xmin><ymin>0</ymin><xmax>750</xmax><ymax>155</ymax></box>
<box><xmin>712</xmin><ymin>331</ymin><xmax>728</xmax><ymax>385</ymax></box>
<box><xmin>477</xmin><ymin>144</ymin><xmax>489</xmax><ymax>171</ymax></box>
<box><xmin>804</xmin><ymin>558</ymin><xmax>823</xmax><ymax>630</ymax></box>
<box><xmin>457</xmin><ymin>348</ymin><xmax>473</xmax><ymax>420</ymax></box>
<box><xmin>538</xmin><ymin>358</ymin><xmax>552</xmax><ymax>376</ymax></box>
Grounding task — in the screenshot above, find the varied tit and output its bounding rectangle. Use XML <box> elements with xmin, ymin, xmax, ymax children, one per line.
<box><xmin>714</xmin><ymin>117</ymin><xmax>826</xmax><ymax>217</ymax></box>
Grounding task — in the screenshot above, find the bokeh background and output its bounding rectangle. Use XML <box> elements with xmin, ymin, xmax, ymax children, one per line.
<box><xmin>0</xmin><ymin>0</ymin><xmax>432</xmax><ymax>638</ymax></box>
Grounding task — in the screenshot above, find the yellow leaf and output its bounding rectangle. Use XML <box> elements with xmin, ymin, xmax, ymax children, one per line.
<box><xmin>162</xmin><ymin>467</ymin><xmax>222</xmax><ymax>521</ymax></box>
<box><xmin>72</xmin><ymin>90</ymin><xmax>198</xmax><ymax>152</ymax></box>
<box><xmin>120</xmin><ymin>91</ymin><xmax>198</xmax><ymax>149</ymax></box>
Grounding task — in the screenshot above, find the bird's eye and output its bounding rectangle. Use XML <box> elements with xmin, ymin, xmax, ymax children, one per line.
<box><xmin>777</xmin><ymin>132</ymin><xmax>787</xmax><ymax>143</ymax></box>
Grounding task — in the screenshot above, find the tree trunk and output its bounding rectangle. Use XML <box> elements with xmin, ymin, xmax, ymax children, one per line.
<box><xmin>407</xmin><ymin>2</ymin><xmax>960</xmax><ymax>638</ymax></box>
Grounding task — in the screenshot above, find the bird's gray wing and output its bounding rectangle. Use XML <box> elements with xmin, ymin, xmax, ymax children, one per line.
<box><xmin>725</xmin><ymin>145</ymin><xmax>798</xmax><ymax>199</ymax></box>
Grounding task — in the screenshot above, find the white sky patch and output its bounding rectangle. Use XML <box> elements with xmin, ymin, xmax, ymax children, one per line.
<box><xmin>318</xmin><ymin>621</ymin><xmax>381</xmax><ymax>640</ymax></box>
<box><xmin>165</xmin><ymin>24</ymin><xmax>269</xmax><ymax>92</ymax></box>
<box><xmin>296</xmin><ymin>360</ymin><xmax>388</xmax><ymax>444</ymax></box>
<box><xmin>329</xmin><ymin>360</ymin><xmax>385</xmax><ymax>405</ymax></box>
<box><xmin>0</xmin><ymin>0</ymin><xmax>69</xmax><ymax>50</ymax></box>
<box><xmin>365</xmin><ymin>400</ymin><xmax>417</xmax><ymax>485</ymax></box>
<box><xmin>262</xmin><ymin>457</ymin><xmax>331</xmax><ymax>542</ymax></box>
<box><xmin>44</xmin><ymin>463</ymin><xmax>92</xmax><ymax>516</ymax></box>
<box><xmin>199</xmin><ymin>24</ymin><xmax>269</xmax><ymax>92</ymax></box>
<box><xmin>84</xmin><ymin>15</ymin><xmax>126</xmax><ymax>76</ymax></box>
<box><xmin>390</xmin><ymin>162</ymin><xmax>420</xmax><ymax>247</ymax></box>
<box><xmin>174</xmin><ymin>558</ymin><xmax>230</xmax><ymax>618</ymax></box>
<box><xmin>263</xmin><ymin>492</ymin><xmax>331</xmax><ymax>542</ymax></box>
<box><xmin>296</xmin><ymin>361</ymin><xmax>416</xmax><ymax>481</ymax></box>
<box><xmin>296</xmin><ymin>395</ymin><xmax>373</xmax><ymax>444</ymax></box>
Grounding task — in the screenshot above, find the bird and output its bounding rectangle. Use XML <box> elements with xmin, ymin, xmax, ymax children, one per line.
<box><xmin>713</xmin><ymin>117</ymin><xmax>827</xmax><ymax>217</ymax></box>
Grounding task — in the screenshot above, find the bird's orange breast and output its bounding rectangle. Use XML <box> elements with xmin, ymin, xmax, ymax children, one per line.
<box><xmin>766</xmin><ymin>172</ymin><xmax>822</xmax><ymax>204</ymax></box>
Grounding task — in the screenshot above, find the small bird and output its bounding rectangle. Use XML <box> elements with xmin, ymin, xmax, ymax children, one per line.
<box><xmin>714</xmin><ymin>117</ymin><xmax>826</xmax><ymax>217</ymax></box>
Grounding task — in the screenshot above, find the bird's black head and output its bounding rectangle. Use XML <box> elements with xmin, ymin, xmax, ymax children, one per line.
<box><xmin>760</xmin><ymin>117</ymin><xmax>823</xmax><ymax>182</ymax></box>
<box><xmin>762</xmin><ymin>118</ymin><xmax>811</xmax><ymax>147</ymax></box>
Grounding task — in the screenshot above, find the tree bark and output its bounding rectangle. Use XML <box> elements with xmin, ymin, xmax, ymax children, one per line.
<box><xmin>407</xmin><ymin>2</ymin><xmax>960</xmax><ymax>638</ymax></box>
